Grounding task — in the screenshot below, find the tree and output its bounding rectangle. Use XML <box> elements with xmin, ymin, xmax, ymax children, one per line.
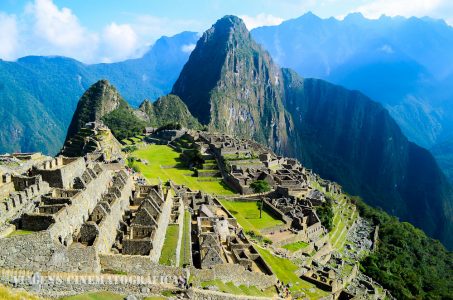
<box><xmin>250</xmin><ymin>180</ymin><xmax>271</xmax><ymax>194</ymax></box>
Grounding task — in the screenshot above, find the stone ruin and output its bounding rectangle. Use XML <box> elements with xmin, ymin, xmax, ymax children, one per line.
<box><xmin>180</xmin><ymin>188</ymin><xmax>274</xmax><ymax>275</ymax></box>
<box><xmin>264</xmin><ymin>196</ymin><xmax>324</xmax><ymax>242</ymax></box>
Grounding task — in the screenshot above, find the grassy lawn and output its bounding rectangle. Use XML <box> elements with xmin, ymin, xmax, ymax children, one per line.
<box><xmin>60</xmin><ymin>291</ymin><xmax>124</xmax><ymax>300</ymax></box>
<box><xmin>159</xmin><ymin>224</ymin><xmax>180</xmax><ymax>266</ymax></box>
<box><xmin>282</xmin><ymin>241</ymin><xmax>309</xmax><ymax>252</ymax></box>
<box><xmin>180</xmin><ymin>210</ymin><xmax>191</xmax><ymax>267</ymax></box>
<box><xmin>131</xmin><ymin>145</ymin><xmax>235</xmax><ymax>195</ymax></box>
<box><xmin>256</xmin><ymin>246</ymin><xmax>329</xmax><ymax>298</ymax></box>
<box><xmin>7</xmin><ymin>229</ymin><xmax>34</xmax><ymax>237</ymax></box>
<box><xmin>200</xmin><ymin>280</ymin><xmax>276</xmax><ymax>297</ymax></box>
<box><xmin>219</xmin><ymin>200</ymin><xmax>283</xmax><ymax>232</ymax></box>
<box><xmin>0</xmin><ymin>285</ymin><xmax>43</xmax><ymax>300</ymax></box>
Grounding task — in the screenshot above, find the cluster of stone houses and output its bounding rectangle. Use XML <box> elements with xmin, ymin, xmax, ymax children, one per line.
<box><xmin>112</xmin><ymin>183</ymin><xmax>171</xmax><ymax>258</ymax></box>
<box><xmin>171</xmin><ymin>185</ymin><xmax>273</xmax><ymax>275</ymax></box>
<box><xmin>263</xmin><ymin>197</ymin><xmax>324</xmax><ymax>241</ymax></box>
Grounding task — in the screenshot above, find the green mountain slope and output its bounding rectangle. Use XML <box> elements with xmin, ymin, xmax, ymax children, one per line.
<box><xmin>283</xmin><ymin>70</ymin><xmax>453</xmax><ymax>248</ymax></box>
<box><xmin>0</xmin><ymin>32</ymin><xmax>198</xmax><ymax>155</ymax></box>
<box><xmin>138</xmin><ymin>94</ymin><xmax>202</xmax><ymax>129</ymax></box>
<box><xmin>172</xmin><ymin>15</ymin><xmax>453</xmax><ymax>249</ymax></box>
<box><xmin>66</xmin><ymin>80</ymin><xmax>146</xmax><ymax>142</ymax></box>
<box><xmin>355</xmin><ymin>197</ymin><xmax>453</xmax><ymax>299</ymax></box>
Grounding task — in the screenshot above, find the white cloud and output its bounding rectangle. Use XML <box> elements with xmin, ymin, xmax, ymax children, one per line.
<box><xmin>181</xmin><ymin>43</ymin><xmax>196</xmax><ymax>54</ymax></box>
<box><xmin>0</xmin><ymin>0</ymin><xmax>201</xmax><ymax>63</ymax></box>
<box><xmin>22</xmin><ymin>0</ymin><xmax>98</xmax><ymax>61</ymax></box>
<box><xmin>101</xmin><ymin>23</ymin><xmax>138</xmax><ymax>63</ymax></box>
<box><xmin>352</xmin><ymin>0</ymin><xmax>444</xmax><ymax>19</ymax></box>
<box><xmin>239</xmin><ymin>13</ymin><xmax>284</xmax><ymax>30</ymax></box>
<box><xmin>0</xmin><ymin>13</ymin><xmax>18</xmax><ymax>60</ymax></box>
<box><xmin>379</xmin><ymin>44</ymin><xmax>394</xmax><ymax>54</ymax></box>
<box><xmin>26</xmin><ymin>0</ymin><xmax>90</xmax><ymax>47</ymax></box>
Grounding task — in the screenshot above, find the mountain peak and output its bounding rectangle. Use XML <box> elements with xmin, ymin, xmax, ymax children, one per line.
<box><xmin>65</xmin><ymin>79</ymin><xmax>125</xmax><ymax>141</ymax></box>
<box><xmin>214</xmin><ymin>15</ymin><xmax>247</xmax><ymax>29</ymax></box>
<box><xmin>204</xmin><ymin>15</ymin><xmax>250</xmax><ymax>45</ymax></box>
<box><xmin>172</xmin><ymin>15</ymin><xmax>290</xmax><ymax>152</ymax></box>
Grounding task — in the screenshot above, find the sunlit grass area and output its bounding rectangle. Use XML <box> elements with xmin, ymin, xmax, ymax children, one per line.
<box><xmin>218</xmin><ymin>200</ymin><xmax>283</xmax><ymax>232</ymax></box>
<box><xmin>255</xmin><ymin>246</ymin><xmax>329</xmax><ymax>298</ymax></box>
<box><xmin>282</xmin><ymin>241</ymin><xmax>309</xmax><ymax>252</ymax></box>
<box><xmin>59</xmin><ymin>291</ymin><xmax>124</xmax><ymax>300</ymax></box>
<box><xmin>200</xmin><ymin>279</ymin><xmax>277</xmax><ymax>297</ymax></box>
<box><xmin>180</xmin><ymin>210</ymin><xmax>191</xmax><ymax>267</ymax></box>
<box><xmin>0</xmin><ymin>285</ymin><xmax>44</xmax><ymax>300</ymax></box>
<box><xmin>130</xmin><ymin>145</ymin><xmax>235</xmax><ymax>195</ymax></box>
<box><xmin>159</xmin><ymin>224</ymin><xmax>179</xmax><ymax>266</ymax></box>
<box><xmin>7</xmin><ymin>229</ymin><xmax>35</xmax><ymax>237</ymax></box>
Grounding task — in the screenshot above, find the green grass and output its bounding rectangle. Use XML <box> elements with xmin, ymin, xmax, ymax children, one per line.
<box><xmin>219</xmin><ymin>200</ymin><xmax>283</xmax><ymax>232</ymax></box>
<box><xmin>200</xmin><ymin>280</ymin><xmax>276</xmax><ymax>297</ymax></box>
<box><xmin>101</xmin><ymin>269</ymin><xmax>127</xmax><ymax>275</ymax></box>
<box><xmin>255</xmin><ymin>246</ymin><xmax>328</xmax><ymax>298</ymax></box>
<box><xmin>7</xmin><ymin>230</ymin><xmax>34</xmax><ymax>237</ymax></box>
<box><xmin>121</xmin><ymin>139</ymin><xmax>132</xmax><ymax>145</ymax></box>
<box><xmin>131</xmin><ymin>145</ymin><xmax>235</xmax><ymax>195</ymax></box>
<box><xmin>328</xmin><ymin>193</ymin><xmax>358</xmax><ymax>251</ymax></box>
<box><xmin>0</xmin><ymin>284</ymin><xmax>43</xmax><ymax>300</ymax></box>
<box><xmin>159</xmin><ymin>224</ymin><xmax>180</xmax><ymax>266</ymax></box>
<box><xmin>59</xmin><ymin>291</ymin><xmax>124</xmax><ymax>300</ymax></box>
<box><xmin>180</xmin><ymin>210</ymin><xmax>191</xmax><ymax>267</ymax></box>
<box><xmin>282</xmin><ymin>241</ymin><xmax>309</xmax><ymax>252</ymax></box>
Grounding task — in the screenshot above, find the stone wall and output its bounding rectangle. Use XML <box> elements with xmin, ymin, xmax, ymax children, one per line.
<box><xmin>99</xmin><ymin>254</ymin><xmax>184</xmax><ymax>277</ymax></box>
<box><xmin>190</xmin><ymin>264</ymin><xmax>277</xmax><ymax>290</ymax></box>
<box><xmin>0</xmin><ymin>181</ymin><xmax>14</xmax><ymax>198</ymax></box>
<box><xmin>0</xmin><ymin>268</ymin><xmax>177</xmax><ymax>299</ymax></box>
<box><xmin>33</xmin><ymin>157</ymin><xmax>86</xmax><ymax>188</ymax></box>
<box><xmin>149</xmin><ymin>189</ymin><xmax>173</xmax><ymax>263</ymax></box>
<box><xmin>262</xmin><ymin>199</ymin><xmax>292</xmax><ymax>225</ymax></box>
<box><xmin>272</xmin><ymin>231</ymin><xmax>309</xmax><ymax>247</ymax></box>
<box><xmin>93</xmin><ymin>174</ymin><xmax>133</xmax><ymax>254</ymax></box>
<box><xmin>47</xmin><ymin>169</ymin><xmax>112</xmax><ymax>244</ymax></box>
<box><xmin>0</xmin><ymin>231</ymin><xmax>99</xmax><ymax>273</ymax></box>
<box><xmin>0</xmin><ymin>180</ymin><xmax>51</xmax><ymax>228</ymax></box>
<box><xmin>188</xmin><ymin>288</ymin><xmax>273</xmax><ymax>300</ymax></box>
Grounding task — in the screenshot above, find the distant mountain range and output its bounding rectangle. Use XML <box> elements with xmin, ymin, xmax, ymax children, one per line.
<box><xmin>0</xmin><ymin>31</ymin><xmax>198</xmax><ymax>155</ymax></box>
<box><xmin>251</xmin><ymin>12</ymin><xmax>453</xmax><ymax>181</ymax></box>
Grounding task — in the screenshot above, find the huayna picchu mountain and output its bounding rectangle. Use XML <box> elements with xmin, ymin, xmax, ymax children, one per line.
<box><xmin>172</xmin><ymin>16</ymin><xmax>294</xmax><ymax>156</ymax></box>
<box><xmin>172</xmin><ymin>15</ymin><xmax>453</xmax><ymax>249</ymax></box>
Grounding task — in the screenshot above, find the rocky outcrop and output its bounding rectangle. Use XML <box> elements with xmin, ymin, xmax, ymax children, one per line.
<box><xmin>172</xmin><ymin>16</ymin><xmax>294</xmax><ymax>155</ymax></box>
<box><xmin>65</xmin><ymin>80</ymin><xmax>124</xmax><ymax>141</ymax></box>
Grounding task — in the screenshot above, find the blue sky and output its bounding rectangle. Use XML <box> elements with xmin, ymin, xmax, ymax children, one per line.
<box><xmin>1</xmin><ymin>0</ymin><xmax>452</xmax><ymax>63</ymax></box>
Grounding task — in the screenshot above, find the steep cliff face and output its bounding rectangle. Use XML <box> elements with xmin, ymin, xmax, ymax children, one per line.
<box><xmin>282</xmin><ymin>70</ymin><xmax>453</xmax><ymax>246</ymax></box>
<box><xmin>172</xmin><ymin>15</ymin><xmax>453</xmax><ymax>248</ymax></box>
<box><xmin>172</xmin><ymin>16</ymin><xmax>294</xmax><ymax>154</ymax></box>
